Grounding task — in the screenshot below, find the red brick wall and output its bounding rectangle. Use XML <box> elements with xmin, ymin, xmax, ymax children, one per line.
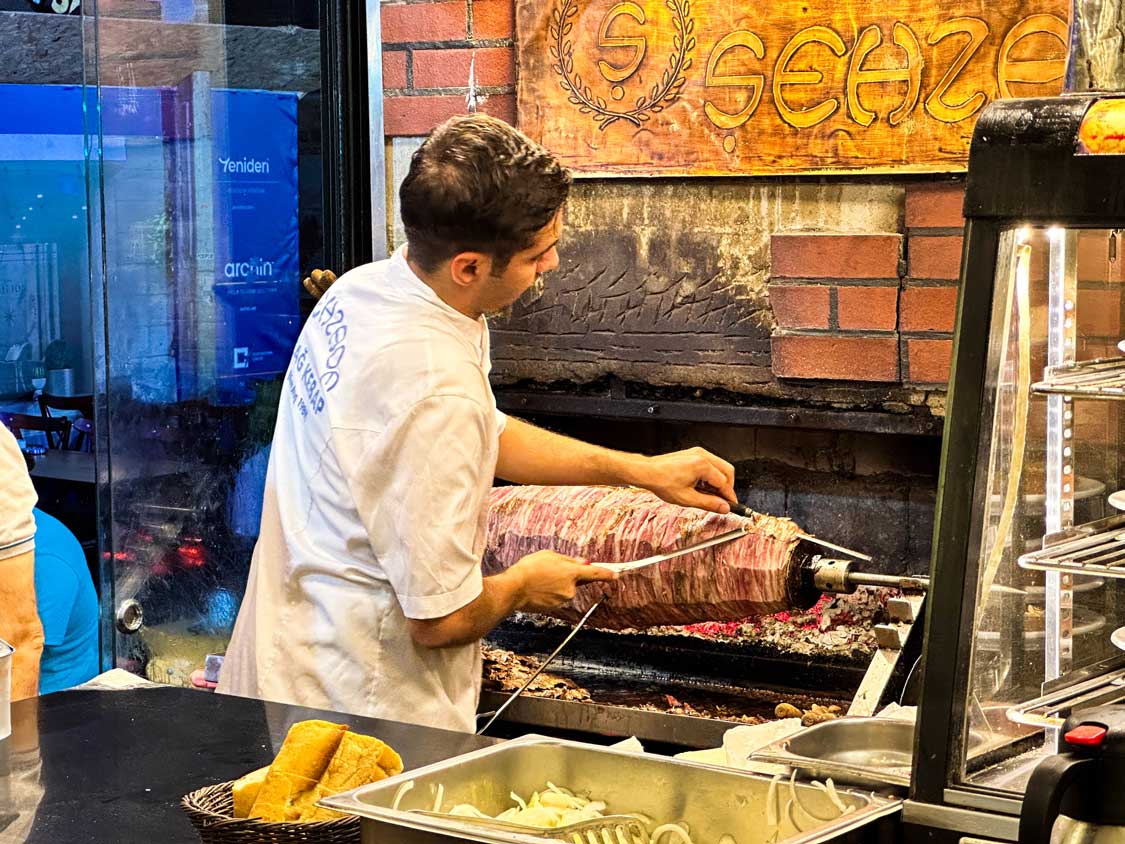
<box><xmin>768</xmin><ymin>183</ymin><xmax>966</xmax><ymax>386</ymax></box>
<box><xmin>381</xmin><ymin>0</ymin><xmax>516</xmax><ymax>136</ymax></box>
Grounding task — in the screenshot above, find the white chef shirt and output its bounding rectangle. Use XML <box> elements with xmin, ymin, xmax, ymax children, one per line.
<box><xmin>217</xmin><ymin>247</ymin><xmax>505</xmax><ymax>732</ymax></box>
<box><xmin>0</xmin><ymin>423</ymin><xmax>36</xmax><ymax>561</ymax></box>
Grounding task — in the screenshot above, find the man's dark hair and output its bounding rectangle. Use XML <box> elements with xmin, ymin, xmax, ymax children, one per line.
<box><xmin>400</xmin><ymin>113</ymin><xmax>571</xmax><ymax>274</ymax></box>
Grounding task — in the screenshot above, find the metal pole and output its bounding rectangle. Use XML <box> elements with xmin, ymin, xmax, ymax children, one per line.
<box><xmin>365</xmin><ymin>0</ymin><xmax>388</xmax><ymax>260</ymax></box>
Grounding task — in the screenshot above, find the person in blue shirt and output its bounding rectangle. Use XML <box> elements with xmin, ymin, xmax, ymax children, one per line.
<box><xmin>31</xmin><ymin>508</ymin><xmax>98</xmax><ymax>695</ymax></box>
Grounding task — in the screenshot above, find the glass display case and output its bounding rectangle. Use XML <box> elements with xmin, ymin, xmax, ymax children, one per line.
<box><xmin>912</xmin><ymin>93</ymin><xmax>1125</xmax><ymax>829</ymax></box>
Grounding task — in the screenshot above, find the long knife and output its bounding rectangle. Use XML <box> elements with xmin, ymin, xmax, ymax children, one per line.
<box><xmin>599</xmin><ymin>526</ymin><xmax>749</xmax><ymax>572</ymax></box>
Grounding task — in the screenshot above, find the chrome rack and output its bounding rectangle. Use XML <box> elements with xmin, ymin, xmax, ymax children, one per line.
<box><xmin>1032</xmin><ymin>356</ymin><xmax>1125</xmax><ymax>399</ymax></box>
<box><xmin>1018</xmin><ymin>513</ymin><xmax>1125</xmax><ymax>580</ymax></box>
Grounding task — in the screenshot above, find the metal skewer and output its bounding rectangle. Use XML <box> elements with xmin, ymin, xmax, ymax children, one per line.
<box><xmin>477</xmin><ymin>598</ymin><xmax>604</xmax><ymax>735</ymax></box>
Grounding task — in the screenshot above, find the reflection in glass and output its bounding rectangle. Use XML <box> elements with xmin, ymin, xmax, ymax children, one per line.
<box><xmin>81</xmin><ymin>2</ymin><xmax>324</xmax><ymax>686</ymax></box>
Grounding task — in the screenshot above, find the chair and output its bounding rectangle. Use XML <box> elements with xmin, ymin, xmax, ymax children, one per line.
<box><xmin>3</xmin><ymin>412</ymin><xmax>71</xmax><ymax>450</ymax></box>
<box><xmin>38</xmin><ymin>393</ymin><xmax>95</xmax><ymax>451</ymax></box>
<box><xmin>38</xmin><ymin>393</ymin><xmax>94</xmax><ymax>420</ymax></box>
<box><xmin>72</xmin><ymin>416</ymin><xmax>94</xmax><ymax>452</ymax></box>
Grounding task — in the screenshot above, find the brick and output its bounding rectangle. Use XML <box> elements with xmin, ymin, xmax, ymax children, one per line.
<box><xmin>771</xmin><ymin>334</ymin><xmax>899</xmax><ymax>381</ymax></box>
<box><xmin>384</xmin><ymin>94</ymin><xmax>465</xmax><ymax>135</ymax></box>
<box><xmin>480</xmin><ymin>92</ymin><xmax>516</xmax><ymax>123</ymax></box>
<box><xmin>412</xmin><ymin>47</ymin><xmax>515</xmax><ymax>89</ymax></box>
<box><xmin>473</xmin><ymin>0</ymin><xmax>515</xmax><ymax>39</ymax></box>
<box><xmin>909</xmin><ymin>235</ymin><xmax>963</xmax><ymax>280</ymax></box>
<box><xmin>383</xmin><ymin>93</ymin><xmax>515</xmax><ymax>136</ymax></box>
<box><xmin>837</xmin><ymin>286</ymin><xmax>897</xmax><ymax>331</ymax></box>
<box><xmin>383</xmin><ymin>50</ymin><xmax>408</xmax><ymax>90</ymax></box>
<box><xmin>905</xmin><ymin>337</ymin><xmax>954</xmax><ymax>383</ymax></box>
<box><xmin>769</xmin><ymin>285</ymin><xmax>830</xmax><ymax>330</ymax></box>
<box><xmin>905</xmin><ymin>182</ymin><xmax>965</xmax><ymax>229</ymax></box>
<box><xmin>1077</xmin><ymin>288</ymin><xmax>1121</xmax><ymax>336</ymax></box>
<box><xmin>900</xmin><ymin>285</ymin><xmax>958</xmax><ymax>332</ymax></box>
<box><xmin>771</xmin><ymin>234</ymin><xmax>901</xmax><ymax>280</ymax></box>
<box><xmin>382</xmin><ymin>2</ymin><xmax>466</xmax><ymax>44</ymax></box>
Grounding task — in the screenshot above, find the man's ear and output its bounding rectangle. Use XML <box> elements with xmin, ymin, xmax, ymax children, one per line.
<box><xmin>449</xmin><ymin>251</ymin><xmax>493</xmax><ymax>289</ymax></box>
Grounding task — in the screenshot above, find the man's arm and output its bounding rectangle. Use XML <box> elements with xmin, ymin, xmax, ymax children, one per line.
<box><xmin>408</xmin><ymin>550</ymin><xmax>616</xmax><ymax>648</ymax></box>
<box><xmin>495</xmin><ymin>416</ymin><xmax>738</xmax><ymax>514</ymax></box>
<box><xmin>0</xmin><ymin>550</ymin><xmax>44</xmax><ymax>700</ymax></box>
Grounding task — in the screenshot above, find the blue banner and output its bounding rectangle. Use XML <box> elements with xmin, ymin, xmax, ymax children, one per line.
<box><xmin>211</xmin><ymin>89</ymin><xmax>300</xmax><ymax>383</ymax></box>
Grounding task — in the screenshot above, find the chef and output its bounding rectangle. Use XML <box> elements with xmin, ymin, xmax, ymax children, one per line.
<box><xmin>217</xmin><ymin>113</ymin><xmax>738</xmax><ymax>732</ymax></box>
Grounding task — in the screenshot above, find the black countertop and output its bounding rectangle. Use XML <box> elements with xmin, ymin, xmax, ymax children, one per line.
<box><xmin>0</xmin><ymin>686</ymin><xmax>495</xmax><ymax>843</ymax></box>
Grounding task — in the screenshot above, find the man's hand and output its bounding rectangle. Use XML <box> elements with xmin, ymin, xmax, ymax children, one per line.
<box><xmin>302</xmin><ymin>268</ymin><xmax>337</xmax><ymax>300</ymax></box>
<box><xmin>507</xmin><ymin>550</ymin><xmax>618</xmax><ymax>612</ymax></box>
<box><xmin>632</xmin><ymin>447</ymin><xmax>737</xmax><ymax>514</ymax></box>
<box><xmin>496</xmin><ymin>418</ymin><xmax>740</xmax><ymax>515</ymax></box>
<box><xmin>406</xmin><ymin>550</ymin><xmax>617</xmax><ymax>649</ymax></box>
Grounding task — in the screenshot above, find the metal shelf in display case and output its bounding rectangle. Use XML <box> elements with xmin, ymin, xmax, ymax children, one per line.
<box><xmin>1032</xmin><ymin>357</ymin><xmax>1125</xmax><ymax>399</ymax></box>
<box><xmin>1018</xmin><ymin>514</ymin><xmax>1125</xmax><ymax>580</ymax></box>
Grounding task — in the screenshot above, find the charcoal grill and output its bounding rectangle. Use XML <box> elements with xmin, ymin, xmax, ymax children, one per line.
<box><xmin>479</xmin><ymin>577</ymin><xmax>925</xmax><ymax>748</ymax></box>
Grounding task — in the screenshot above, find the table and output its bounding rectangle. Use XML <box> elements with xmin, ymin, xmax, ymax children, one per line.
<box><xmin>27</xmin><ymin>451</ymin><xmax>93</xmax><ymax>484</ymax></box>
<box><xmin>28</xmin><ymin>452</ymin><xmax>186</xmax><ymax>485</ymax></box>
<box><xmin>0</xmin><ymin>686</ymin><xmax>495</xmax><ymax>843</ymax></box>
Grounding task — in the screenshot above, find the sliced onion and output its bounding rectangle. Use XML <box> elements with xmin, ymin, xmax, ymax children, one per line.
<box><xmin>391</xmin><ymin>780</ymin><xmax>415</xmax><ymax>812</ymax></box>
<box><xmin>824</xmin><ymin>779</ymin><xmax>848</xmax><ymax>814</ymax></box>
<box><xmin>788</xmin><ymin>771</ymin><xmax>836</xmax><ymax>822</ymax></box>
<box><xmin>766</xmin><ymin>775</ymin><xmax>782</xmax><ymax>828</ymax></box>
<box><xmin>651</xmin><ymin>822</ymin><xmax>693</xmax><ymax>844</ymax></box>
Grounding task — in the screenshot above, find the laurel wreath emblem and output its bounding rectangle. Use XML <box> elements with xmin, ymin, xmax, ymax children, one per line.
<box><xmin>548</xmin><ymin>0</ymin><xmax>695</xmax><ymax>130</ymax></box>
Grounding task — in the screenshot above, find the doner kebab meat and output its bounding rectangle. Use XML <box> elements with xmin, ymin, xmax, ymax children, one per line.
<box><xmin>483</xmin><ymin>485</ymin><xmax>805</xmax><ymax>629</ymax></box>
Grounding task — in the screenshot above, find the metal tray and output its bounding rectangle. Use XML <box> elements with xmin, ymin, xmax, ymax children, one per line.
<box><xmin>750</xmin><ymin>718</ymin><xmax>914</xmax><ymax>789</ymax></box>
<box><xmin>320</xmin><ymin>734</ymin><xmax>901</xmax><ymax>844</ymax></box>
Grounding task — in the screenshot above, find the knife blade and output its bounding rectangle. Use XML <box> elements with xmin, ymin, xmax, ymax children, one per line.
<box><xmin>599</xmin><ymin>526</ymin><xmax>749</xmax><ymax>573</ymax></box>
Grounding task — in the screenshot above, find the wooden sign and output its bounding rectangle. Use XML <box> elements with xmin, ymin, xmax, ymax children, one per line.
<box><xmin>516</xmin><ymin>0</ymin><xmax>1069</xmax><ymax>175</ymax></box>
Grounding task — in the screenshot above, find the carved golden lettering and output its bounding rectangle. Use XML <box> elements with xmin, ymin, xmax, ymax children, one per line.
<box><xmin>997</xmin><ymin>14</ymin><xmax>1068</xmax><ymax>97</ymax></box>
<box><xmin>597</xmin><ymin>1</ymin><xmax>648</xmax><ymax>83</ymax></box>
<box><xmin>924</xmin><ymin>17</ymin><xmax>989</xmax><ymax>123</ymax></box>
<box><xmin>703</xmin><ymin>30</ymin><xmax>766</xmax><ymax>130</ymax></box>
<box><xmin>773</xmin><ymin>25</ymin><xmax>847</xmax><ymax>129</ymax></box>
<box><xmin>845</xmin><ymin>22</ymin><xmax>922</xmax><ymax>127</ymax></box>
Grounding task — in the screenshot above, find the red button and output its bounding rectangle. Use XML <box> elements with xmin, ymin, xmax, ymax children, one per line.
<box><xmin>1065</xmin><ymin>725</ymin><xmax>1108</xmax><ymax>747</ymax></box>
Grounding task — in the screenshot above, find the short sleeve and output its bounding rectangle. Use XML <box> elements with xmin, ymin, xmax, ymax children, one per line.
<box><xmin>335</xmin><ymin>395</ymin><xmax>494</xmax><ymax>620</ymax></box>
<box><xmin>0</xmin><ymin>424</ymin><xmax>36</xmax><ymax>561</ymax></box>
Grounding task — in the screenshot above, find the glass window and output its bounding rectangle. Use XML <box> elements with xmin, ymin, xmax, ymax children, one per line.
<box><xmin>957</xmin><ymin>226</ymin><xmax>1125</xmax><ymax>794</ymax></box>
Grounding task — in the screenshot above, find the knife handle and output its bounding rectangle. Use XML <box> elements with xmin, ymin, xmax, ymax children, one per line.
<box><xmin>728</xmin><ymin>501</ymin><xmax>752</xmax><ymax>518</ymax></box>
<box><xmin>695</xmin><ymin>482</ymin><xmax>751</xmax><ymax>517</ymax></box>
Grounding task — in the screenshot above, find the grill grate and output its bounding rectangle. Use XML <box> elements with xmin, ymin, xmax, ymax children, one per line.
<box><xmin>1032</xmin><ymin>356</ymin><xmax>1125</xmax><ymax>399</ymax></box>
<box><xmin>1019</xmin><ymin>515</ymin><xmax>1125</xmax><ymax>578</ymax></box>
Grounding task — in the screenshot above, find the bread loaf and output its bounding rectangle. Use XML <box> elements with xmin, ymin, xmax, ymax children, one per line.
<box><xmin>237</xmin><ymin>719</ymin><xmax>404</xmax><ymax>823</ymax></box>
<box><xmin>248</xmin><ymin>720</ymin><xmax>348</xmax><ymax>821</ymax></box>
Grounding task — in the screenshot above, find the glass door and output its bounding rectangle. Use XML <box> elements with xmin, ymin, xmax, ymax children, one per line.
<box><xmin>82</xmin><ymin>0</ymin><xmax>327</xmax><ymax>684</ymax></box>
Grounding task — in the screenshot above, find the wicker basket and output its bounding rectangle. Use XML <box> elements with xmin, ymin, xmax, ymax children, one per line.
<box><xmin>181</xmin><ymin>781</ymin><xmax>361</xmax><ymax>844</ymax></box>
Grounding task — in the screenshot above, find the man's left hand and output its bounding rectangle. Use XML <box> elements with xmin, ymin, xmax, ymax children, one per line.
<box><xmin>633</xmin><ymin>447</ymin><xmax>737</xmax><ymax>514</ymax></box>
